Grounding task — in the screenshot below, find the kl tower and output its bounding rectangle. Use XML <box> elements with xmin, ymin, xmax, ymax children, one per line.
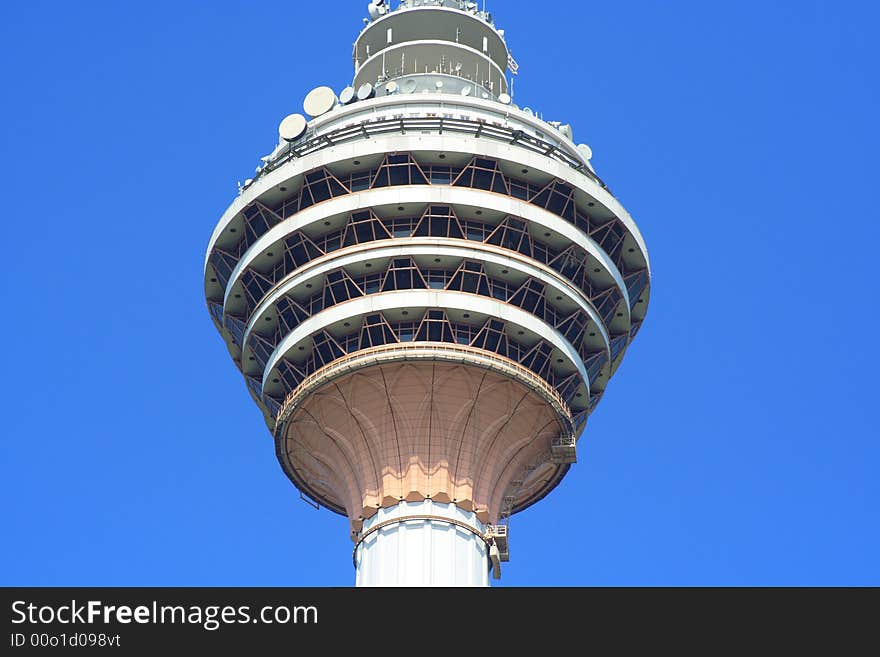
<box><xmin>204</xmin><ymin>0</ymin><xmax>650</xmax><ymax>586</ymax></box>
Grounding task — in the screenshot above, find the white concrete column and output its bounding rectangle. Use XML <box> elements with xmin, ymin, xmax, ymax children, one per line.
<box><xmin>354</xmin><ymin>500</ymin><xmax>489</xmax><ymax>587</ymax></box>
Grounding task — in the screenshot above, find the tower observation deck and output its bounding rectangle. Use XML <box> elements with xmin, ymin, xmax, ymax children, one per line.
<box><xmin>204</xmin><ymin>0</ymin><xmax>651</xmax><ymax>586</ymax></box>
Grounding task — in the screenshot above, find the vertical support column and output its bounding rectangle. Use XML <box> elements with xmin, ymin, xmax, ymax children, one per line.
<box><xmin>354</xmin><ymin>500</ymin><xmax>489</xmax><ymax>587</ymax></box>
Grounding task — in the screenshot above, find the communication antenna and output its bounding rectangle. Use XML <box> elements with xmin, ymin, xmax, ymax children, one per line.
<box><xmin>303</xmin><ymin>86</ymin><xmax>337</xmax><ymax>117</ymax></box>
<box><xmin>339</xmin><ymin>86</ymin><xmax>356</xmax><ymax>105</ymax></box>
<box><xmin>385</xmin><ymin>80</ymin><xmax>399</xmax><ymax>95</ymax></box>
<box><xmin>357</xmin><ymin>82</ymin><xmax>375</xmax><ymax>100</ymax></box>
<box><xmin>403</xmin><ymin>78</ymin><xmax>417</xmax><ymax>94</ymax></box>
<box><xmin>498</xmin><ymin>92</ymin><xmax>511</xmax><ymax>105</ymax></box>
<box><xmin>278</xmin><ymin>113</ymin><xmax>308</xmax><ymax>142</ymax></box>
<box><xmin>367</xmin><ymin>0</ymin><xmax>387</xmax><ymax>21</ymax></box>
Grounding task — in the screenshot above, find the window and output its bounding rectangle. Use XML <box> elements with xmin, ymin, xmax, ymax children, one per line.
<box><xmin>610</xmin><ymin>335</ymin><xmax>628</xmax><ymax>361</ymax></box>
<box><xmin>509</xmin><ymin>279</ymin><xmax>546</xmax><ymax>315</ymax></box>
<box><xmin>446</xmin><ymin>261</ymin><xmax>491</xmax><ymax>295</ymax></box>
<box><xmin>519</xmin><ymin>341</ymin><xmax>553</xmax><ymax>378</ymax></box>
<box><xmin>583</xmin><ymin>351</ymin><xmax>607</xmax><ymax>383</ymax></box>
<box><xmin>359</xmin><ymin>314</ymin><xmax>397</xmax><ymax>349</ymax></box>
<box><xmin>249</xmin><ymin>333</ymin><xmax>275</xmax><ymax>369</ymax></box>
<box><xmin>555</xmin><ymin>311</ymin><xmax>587</xmax><ymax>344</ymax></box>
<box><xmin>311</xmin><ymin>331</ymin><xmax>345</xmax><ymax>367</ymax></box>
<box><xmin>486</xmin><ymin>217</ymin><xmax>533</xmax><ymax>256</ymax></box>
<box><xmin>341</xmin><ymin>211</ymin><xmax>392</xmax><ymax>246</ymax></box>
<box><xmin>283</xmin><ymin>233</ymin><xmax>324</xmax><ymax>272</ymax></box>
<box><xmin>276</xmin><ymin>296</ymin><xmax>310</xmax><ymax>333</ymax></box>
<box><xmin>323</xmin><ymin>269</ymin><xmax>364</xmax><ymax>304</ymax></box>
<box><xmin>471</xmin><ymin>319</ymin><xmax>508</xmax><ymax>353</ymax></box>
<box><xmin>301</xmin><ymin>169</ymin><xmax>349</xmax><ymax>206</ymax></box>
<box><xmin>209</xmin><ymin>249</ymin><xmax>238</xmax><ymax>288</ymax></box>
<box><xmin>415</xmin><ymin>310</ymin><xmax>456</xmax><ymax>343</ymax></box>
<box><xmin>381</xmin><ymin>258</ymin><xmax>427</xmax><ymax>291</ymax></box>
<box><xmin>241</xmin><ymin>269</ymin><xmax>274</xmax><ymax>308</ymax></box>
<box><xmin>412</xmin><ymin>205</ymin><xmax>464</xmax><ymax>238</ymax></box>
<box><xmin>224</xmin><ymin>316</ymin><xmax>246</xmax><ymax>346</ymax></box>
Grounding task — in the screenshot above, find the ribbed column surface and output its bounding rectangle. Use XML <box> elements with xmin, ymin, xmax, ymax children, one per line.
<box><xmin>355</xmin><ymin>500</ymin><xmax>488</xmax><ymax>587</ymax></box>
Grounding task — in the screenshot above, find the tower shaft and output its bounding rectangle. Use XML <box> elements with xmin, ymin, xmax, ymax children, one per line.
<box><xmin>355</xmin><ymin>501</ymin><xmax>489</xmax><ymax>586</ymax></box>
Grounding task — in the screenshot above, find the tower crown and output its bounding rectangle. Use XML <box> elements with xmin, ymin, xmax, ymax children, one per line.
<box><xmin>204</xmin><ymin>0</ymin><xmax>650</xmax><ymax>585</ymax></box>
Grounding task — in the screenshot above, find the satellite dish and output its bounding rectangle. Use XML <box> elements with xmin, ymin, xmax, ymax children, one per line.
<box><xmin>303</xmin><ymin>86</ymin><xmax>337</xmax><ymax>117</ymax></box>
<box><xmin>577</xmin><ymin>143</ymin><xmax>593</xmax><ymax>160</ymax></box>
<box><xmin>498</xmin><ymin>92</ymin><xmax>511</xmax><ymax>105</ymax></box>
<box><xmin>278</xmin><ymin>113</ymin><xmax>307</xmax><ymax>142</ymax></box>
<box><xmin>339</xmin><ymin>86</ymin><xmax>356</xmax><ymax>104</ymax></box>
<box><xmin>435</xmin><ymin>80</ymin><xmax>444</xmax><ymax>89</ymax></box>
<box><xmin>367</xmin><ymin>0</ymin><xmax>384</xmax><ymax>20</ymax></box>
<box><xmin>522</xmin><ymin>107</ymin><xmax>534</xmax><ymax>116</ymax></box>
<box><xmin>403</xmin><ymin>78</ymin><xmax>417</xmax><ymax>94</ymax></box>
<box><xmin>460</xmin><ymin>86</ymin><xmax>472</xmax><ymax>97</ymax></box>
<box><xmin>559</xmin><ymin>124</ymin><xmax>573</xmax><ymax>140</ymax></box>
<box><xmin>356</xmin><ymin>82</ymin><xmax>375</xmax><ymax>100</ymax></box>
<box><xmin>385</xmin><ymin>80</ymin><xmax>399</xmax><ymax>95</ymax></box>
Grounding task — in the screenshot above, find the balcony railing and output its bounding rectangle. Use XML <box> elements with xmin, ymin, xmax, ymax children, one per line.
<box><xmin>254</xmin><ymin>114</ymin><xmax>606</xmax><ymax>190</ymax></box>
<box><xmin>274</xmin><ymin>341</ymin><xmax>573</xmax><ymax>432</ymax></box>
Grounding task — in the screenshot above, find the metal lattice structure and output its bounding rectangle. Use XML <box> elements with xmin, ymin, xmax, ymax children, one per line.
<box><xmin>204</xmin><ymin>0</ymin><xmax>650</xmax><ymax>586</ymax></box>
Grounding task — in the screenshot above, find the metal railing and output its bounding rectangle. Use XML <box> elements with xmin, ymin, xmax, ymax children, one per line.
<box><xmin>257</xmin><ymin>114</ymin><xmax>607</xmax><ymax>189</ymax></box>
<box><xmin>274</xmin><ymin>341</ymin><xmax>573</xmax><ymax>432</ymax></box>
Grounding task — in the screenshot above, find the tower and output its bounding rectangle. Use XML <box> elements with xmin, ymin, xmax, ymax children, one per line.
<box><xmin>204</xmin><ymin>0</ymin><xmax>650</xmax><ymax>586</ymax></box>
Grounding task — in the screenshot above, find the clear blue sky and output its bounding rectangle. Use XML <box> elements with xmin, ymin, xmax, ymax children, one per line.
<box><xmin>2</xmin><ymin>0</ymin><xmax>877</xmax><ymax>586</ymax></box>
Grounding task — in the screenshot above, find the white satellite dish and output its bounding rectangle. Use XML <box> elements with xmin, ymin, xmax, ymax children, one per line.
<box><xmin>357</xmin><ymin>82</ymin><xmax>375</xmax><ymax>100</ymax></box>
<box><xmin>435</xmin><ymin>80</ymin><xmax>444</xmax><ymax>89</ymax></box>
<box><xmin>460</xmin><ymin>86</ymin><xmax>472</xmax><ymax>97</ymax></box>
<box><xmin>522</xmin><ymin>107</ymin><xmax>534</xmax><ymax>116</ymax></box>
<box><xmin>339</xmin><ymin>86</ymin><xmax>356</xmax><ymax>104</ymax></box>
<box><xmin>559</xmin><ymin>124</ymin><xmax>573</xmax><ymax>140</ymax></box>
<box><xmin>577</xmin><ymin>143</ymin><xmax>593</xmax><ymax>160</ymax></box>
<box><xmin>303</xmin><ymin>86</ymin><xmax>337</xmax><ymax>117</ymax></box>
<box><xmin>403</xmin><ymin>78</ymin><xmax>417</xmax><ymax>94</ymax></box>
<box><xmin>278</xmin><ymin>113</ymin><xmax>307</xmax><ymax>142</ymax></box>
<box><xmin>367</xmin><ymin>0</ymin><xmax>385</xmax><ymax>20</ymax></box>
<box><xmin>385</xmin><ymin>80</ymin><xmax>399</xmax><ymax>95</ymax></box>
<box><xmin>498</xmin><ymin>92</ymin><xmax>511</xmax><ymax>105</ymax></box>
